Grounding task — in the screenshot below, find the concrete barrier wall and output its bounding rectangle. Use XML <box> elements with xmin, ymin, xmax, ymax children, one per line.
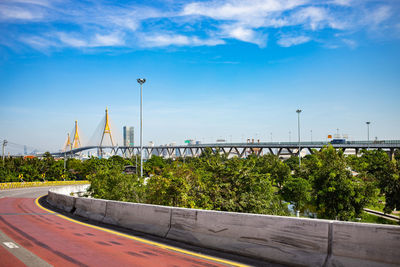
<box><xmin>74</xmin><ymin>197</ymin><xmax>107</xmax><ymax>222</ymax></box>
<box><xmin>47</xmin><ymin>186</ymin><xmax>400</xmax><ymax>267</ymax></box>
<box><xmin>166</xmin><ymin>207</ymin><xmax>329</xmax><ymax>266</ymax></box>
<box><xmin>47</xmin><ymin>185</ymin><xmax>89</xmax><ymax>212</ymax></box>
<box><xmin>103</xmin><ymin>201</ymin><xmax>172</xmax><ymax>237</ymax></box>
<box><xmin>326</xmin><ymin>222</ymin><xmax>400</xmax><ymax>267</ymax></box>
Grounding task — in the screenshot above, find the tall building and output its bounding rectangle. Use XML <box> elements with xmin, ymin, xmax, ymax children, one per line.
<box><xmin>123</xmin><ymin>126</ymin><xmax>134</xmax><ymax>146</ymax></box>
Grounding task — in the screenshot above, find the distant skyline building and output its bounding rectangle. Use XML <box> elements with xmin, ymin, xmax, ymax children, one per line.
<box><xmin>123</xmin><ymin>126</ymin><xmax>134</xmax><ymax>147</ymax></box>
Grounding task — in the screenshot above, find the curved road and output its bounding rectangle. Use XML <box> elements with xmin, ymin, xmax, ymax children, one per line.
<box><xmin>0</xmin><ymin>187</ymin><xmax>282</xmax><ymax>267</ymax></box>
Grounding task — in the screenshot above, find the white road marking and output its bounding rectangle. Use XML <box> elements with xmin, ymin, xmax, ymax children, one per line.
<box><xmin>3</xmin><ymin>242</ymin><xmax>19</xmax><ymax>248</ymax></box>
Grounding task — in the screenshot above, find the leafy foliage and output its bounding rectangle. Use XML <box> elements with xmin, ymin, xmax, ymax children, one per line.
<box><xmin>300</xmin><ymin>146</ymin><xmax>377</xmax><ymax>220</ymax></box>
<box><xmin>88</xmin><ymin>167</ymin><xmax>144</xmax><ymax>202</ymax></box>
<box><xmin>348</xmin><ymin>149</ymin><xmax>400</xmax><ymax>213</ymax></box>
<box><xmin>281</xmin><ymin>177</ymin><xmax>311</xmax><ymax>211</ymax></box>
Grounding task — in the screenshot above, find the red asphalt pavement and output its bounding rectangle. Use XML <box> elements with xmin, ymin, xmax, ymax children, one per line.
<box><xmin>0</xmin><ymin>197</ymin><xmax>234</xmax><ymax>267</ymax></box>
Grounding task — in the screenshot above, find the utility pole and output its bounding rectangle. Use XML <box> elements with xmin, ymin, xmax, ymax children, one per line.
<box><xmin>2</xmin><ymin>140</ymin><xmax>7</xmax><ymax>165</ymax></box>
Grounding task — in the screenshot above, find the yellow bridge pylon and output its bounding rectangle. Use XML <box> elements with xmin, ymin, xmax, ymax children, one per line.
<box><xmin>72</xmin><ymin>120</ymin><xmax>81</xmax><ymax>149</ymax></box>
<box><xmin>100</xmin><ymin>107</ymin><xmax>114</xmax><ymax>147</ymax></box>
<box><xmin>63</xmin><ymin>133</ymin><xmax>72</xmax><ymax>152</ymax></box>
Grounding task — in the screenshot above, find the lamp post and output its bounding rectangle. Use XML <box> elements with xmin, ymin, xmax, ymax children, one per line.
<box><xmin>137</xmin><ymin>78</ymin><xmax>146</xmax><ymax>177</ymax></box>
<box><xmin>296</xmin><ymin>109</ymin><xmax>302</xmax><ymax>168</ymax></box>
<box><xmin>366</xmin><ymin>121</ymin><xmax>371</xmax><ymax>149</ymax></box>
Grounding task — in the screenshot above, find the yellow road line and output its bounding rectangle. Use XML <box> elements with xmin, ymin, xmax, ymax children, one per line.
<box><xmin>35</xmin><ymin>196</ymin><xmax>249</xmax><ymax>267</ymax></box>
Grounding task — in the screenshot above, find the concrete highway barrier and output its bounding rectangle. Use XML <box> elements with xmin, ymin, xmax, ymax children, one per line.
<box><xmin>47</xmin><ymin>186</ymin><xmax>400</xmax><ymax>267</ymax></box>
<box><xmin>103</xmin><ymin>201</ymin><xmax>172</xmax><ymax>237</ymax></box>
<box><xmin>326</xmin><ymin>221</ymin><xmax>400</xmax><ymax>267</ymax></box>
<box><xmin>166</xmin><ymin>207</ymin><xmax>329</xmax><ymax>266</ymax></box>
<box><xmin>47</xmin><ymin>184</ymin><xmax>89</xmax><ymax>212</ymax></box>
<box><xmin>74</xmin><ymin>197</ymin><xmax>107</xmax><ymax>222</ymax></box>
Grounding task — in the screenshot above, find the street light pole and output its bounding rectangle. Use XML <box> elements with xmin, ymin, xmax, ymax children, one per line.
<box><xmin>137</xmin><ymin>78</ymin><xmax>146</xmax><ymax>178</ymax></box>
<box><xmin>366</xmin><ymin>121</ymin><xmax>371</xmax><ymax>149</ymax></box>
<box><xmin>296</xmin><ymin>109</ymin><xmax>302</xmax><ymax>168</ymax></box>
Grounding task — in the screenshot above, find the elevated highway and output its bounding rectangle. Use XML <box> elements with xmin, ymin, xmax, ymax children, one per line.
<box><xmin>52</xmin><ymin>140</ymin><xmax>400</xmax><ymax>159</ymax></box>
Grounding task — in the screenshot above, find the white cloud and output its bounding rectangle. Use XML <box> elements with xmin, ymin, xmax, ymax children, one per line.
<box><xmin>109</xmin><ymin>17</ymin><xmax>139</xmax><ymax>31</ymax></box>
<box><xmin>0</xmin><ymin>6</ymin><xmax>43</xmax><ymax>20</ymax></box>
<box><xmin>290</xmin><ymin>6</ymin><xmax>328</xmax><ymax>30</ymax></box>
<box><xmin>19</xmin><ymin>35</ymin><xmax>57</xmax><ymax>49</ymax></box>
<box><xmin>342</xmin><ymin>38</ymin><xmax>357</xmax><ymax>48</ymax></box>
<box><xmin>277</xmin><ymin>35</ymin><xmax>310</xmax><ymax>47</ymax></box>
<box><xmin>141</xmin><ymin>33</ymin><xmax>225</xmax><ymax>47</ymax></box>
<box><xmin>221</xmin><ymin>24</ymin><xmax>268</xmax><ymax>47</ymax></box>
<box><xmin>55</xmin><ymin>32</ymin><xmax>127</xmax><ymax>48</ymax></box>
<box><xmin>181</xmin><ymin>0</ymin><xmax>308</xmax><ymax>30</ymax></box>
<box><xmin>3</xmin><ymin>0</ymin><xmax>53</xmax><ymax>7</ymax></box>
<box><xmin>182</xmin><ymin>0</ymin><xmax>307</xmax><ymax>21</ymax></box>
<box><xmin>368</xmin><ymin>6</ymin><xmax>391</xmax><ymax>25</ymax></box>
<box><xmin>1</xmin><ymin>0</ymin><xmax>400</xmax><ymax>51</ymax></box>
<box><xmin>228</xmin><ymin>26</ymin><xmax>255</xmax><ymax>41</ymax></box>
<box><xmin>57</xmin><ymin>32</ymin><xmax>87</xmax><ymax>47</ymax></box>
<box><xmin>93</xmin><ymin>33</ymin><xmax>125</xmax><ymax>47</ymax></box>
<box><xmin>330</xmin><ymin>0</ymin><xmax>352</xmax><ymax>6</ymax></box>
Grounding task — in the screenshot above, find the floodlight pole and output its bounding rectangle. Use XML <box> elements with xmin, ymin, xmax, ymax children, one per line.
<box><xmin>137</xmin><ymin>78</ymin><xmax>146</xmax><ymax>178</ymax></box>
<box><xmin>296</xmin><ymin>109</ymin><xmax>302</xmax><ymax>168</ymax></box>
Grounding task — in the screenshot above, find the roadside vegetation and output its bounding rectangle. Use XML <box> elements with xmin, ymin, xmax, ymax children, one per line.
<box><xmin>1</xmin><ymin>147</ymin><xmax>399</xmax><ymax>224</ymax></box>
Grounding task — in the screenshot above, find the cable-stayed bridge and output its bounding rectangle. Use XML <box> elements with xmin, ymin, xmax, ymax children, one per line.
<box><xmin>52</xmin><ymin>107</ymin><xmax>400</xmax><ymax>159</ymax></box>
<box><xmin>2</xmin><ymin>107</ymin><xmax>400</xmax><ymax>158</ymax></box>
<box><xmin>51</xmin><ymin>107</ymin><xmax>400</xmax><ymax>159</ymax></box>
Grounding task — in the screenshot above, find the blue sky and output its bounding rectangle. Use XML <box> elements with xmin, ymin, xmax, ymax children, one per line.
<box><xmin>0</xmin><ymin>0</ymin><xmax>400</xmax><ymax>153</ymax></box>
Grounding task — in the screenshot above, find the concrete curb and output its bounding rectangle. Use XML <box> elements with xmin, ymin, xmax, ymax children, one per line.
<box><xmin>47</xmin><ymin>186</ymin><xmax>400</xmax><ymax>267</ymax></box>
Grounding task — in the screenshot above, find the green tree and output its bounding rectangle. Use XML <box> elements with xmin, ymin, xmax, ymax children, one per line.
<box><xmin>144</xmin><ymin>155</ymin><xmax>166</xmax><ymax>175</ymax></box>
<box><xmin>304</xmin><ymin>146</ymin><xmax>375</xmax><ymax>220</ymax></box>
<box><xmin>88</xmin><ymin>167</ymin><xmax>144</xmax><ymax>202</ymax></box>
<box><xmin>352</xmin><ymin>150</ymin><xmax>399</xmax><ymax>213</ymax></box>
<box><xmin>281</xmin><ymin>177</ymin><xmax>311</xmax><ymax>212</ymax></box>
<box><xmin>145</xmin><ymin>163</ymin><xmax>196</xmax><ymax>208</ymax></box>
<box><xmin>255</xmin><ymin>154</ymin><xmax>291</xmax><ymax>189</ymax></box>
